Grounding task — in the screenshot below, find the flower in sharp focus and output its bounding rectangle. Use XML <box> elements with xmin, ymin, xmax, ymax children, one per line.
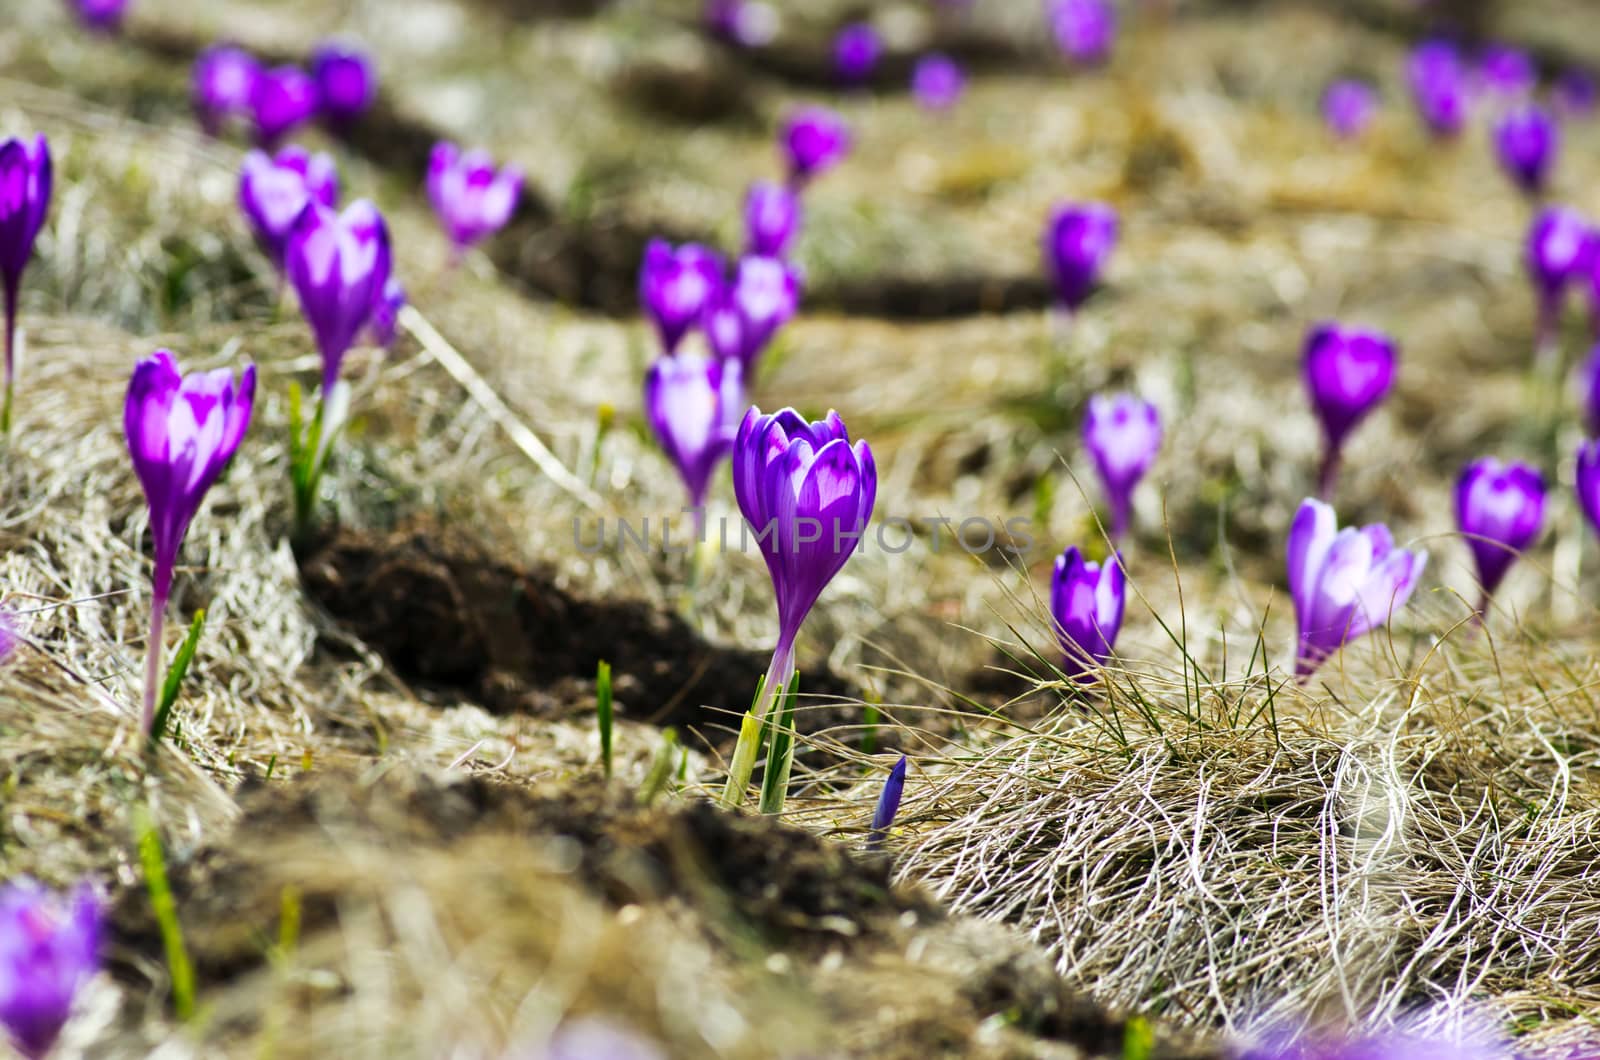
<box><xmin>834</xmin><ymin>22</ymin><xmax>882</xmax><ymax>85</ymax></box>
<box><xmin>1322</xmin><ymin>80</ymin><xmax>1377</xmax><ymax>140</ymax></box>
<box><xmin>1494</xmin><ymin>104</ymin><xmax>1559</xmax><ymax>195</ymax></box>
<box><xmin>1287</xmin><ymin>498</ymin><xmax>1426</xmax><ymax>679</ymax></box>
<box><xmin>1575</xmin><ymin>439</ymin><xmax>1600</xmax><ymax>536</ymax></box>
<box><xmin>1408</xmin><ymin>40</ymin><xmax>1469</xmax><ymax>137</ymax></box>
<box><xmin>239</xmin><ymin>146</ymin><xmax>339</xmax><ymax>269</ymax></box>
<box><xmin>1042</xmin><ymin>202</ymin><xmax>1117</xmax><ymax>313</ymax></box>
<box><xmin>1049</xmin><ymin>0</ymin><xmax>1116</xmax><ymax>66</ymax></box>
<box><xmin>638</xmin><ymin>240</ymin><xmax>722</xmax><ymax>356</ymax></box>
<box><xmin>1083</xmin><ymin>393</ymin><xmax>1161</xmax><ymax>539</ymax></box>
<box><xmin>728</xmin><ymin>254</ymin><xmax>800</xmax><ymax>367</ymax></box>
<box><xmin>251</xmin><ymin>65</ymin><xmax>319</xmax><ymax>149</ymax></box>
<box><xmin>192</xmin><ymin>44</ymin><xmax>261</xmax><ymax>136</ymax></box>
<box><xmin>744</xmin><ymin>180</ymin><xmax>801</xmax><ymax>258</ymax></box>
<box><xmin>912</xmin><ymin>53</ymin><xmax>966</xmax><ymax>111</ymax></box>
<box><xmin>1455</xmin><ymin>459</ymin><xmax>1544</xmax><ymax>610</ymax></box>
<box><xmin>426</xmin><ymin>142</ymin><xmax>523</xmax><ymax>255</ymax></box>
<box><xmin>1555</xmin><ymin>69</ymin><xmax>1596</xmax><ymax>118</ymax></box>
<box><xmin>286</xmin><ymin>200</ymin><xmax>394</xmax><ymax>394</ymax></box>
<box><xmin>1476</xmin><ymin>44</ymin><xmax>1536</xmax><ymax>101</ymax></box>
<box><xmin>1049</xmin><ymin>546</ymin><xmax>1125</xmax><ymax>682</ymax></box>
<box><xmin>644</xmin><ymin>353</ymin><xmax>744</xmax><ymax>510</ymax></box>
<box><xmin>1303</xmin><ymin>322</ymin><xmax>1397</xmax><ymax>497</ymax></box>
<box><xmin>70</xmin><ymin>0</ymin><xmax>128</xmax><ymax>32</ymax></box>
<box><xmin>0</xmin><ymin>878</ymin><xmax>102</xmax><ymax>1060</ymax></box>
<box><xmin>868</xmin><ymin>755</ymin><xmax>908</xmax><ymax>849</ymax></box>
<box><xmin>0</xmin><ymin>135</ymin><xmax>51</xmax><ymax>433</ymax></box>
<box><xmin>781</xmin><ymin>106</ymin><xmax>851</xmax><ymax>186</ymax></box>
<box><xmin>312</xmin><ymin>42</ymin><xmax>377</xmax><ymax>127</ymax></box>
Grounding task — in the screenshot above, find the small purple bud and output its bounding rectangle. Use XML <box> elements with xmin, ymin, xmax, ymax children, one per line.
<box><xmin>638</xmin><ymin>240</ymin><xmax>723</xmax><ymax>356</ymax></box>
<box><xmin>1576</xmin><ymin>438</ymin><xmax>1600</xmax><ymax>537</ymax></box>
<box><xmin>1083</xmin><ymin>393</ymin><xmax>1161</xmax><ymax>539</ymax></box>
<box><xmin>1287</xmin><ymin>498</ymin><xmax>1426</xmax><ymax>679</ymax></box>
<box><xmin>69</xmin><ymin>0</ymin><xmax>128</xmax><ymax>32</ymax></box>
<box><xmin>367</xmin><ymin>277</ymin><xmax>406</xmax><ymax>350</ymax></box>
<box><xmin>1455</xmin><ymin>458</ymin><xmax>1544</xmax><ymax>606</ymax></box>
<box><xmin>1494</xmin><ymin>104</ymin><xmax>1559</xmax><ymax>195</ymax></box>
<box><xmin>1476</xmin><ymin>44</ymin><xmax>1536</xmax><ymax>100</ymax></box>
<box><xmin>781</xmin><ymin>106</ymin><xmax>852</xmax><ymax>186</ymax></box>
<box><xmin>0</xmin><ymin>879</ymin><xmax>103</xmax><ymax>1060</ymax></box>
<box><xmin>729</xmin><ymin>254</ymin><xmax>801</xmax><ymax>368</ymax></box>
<box><xmin>191</xmin><ymin>45</ymin><xmax>261</xmax><ymax>137</ymax></box>
<box><xmin>1322</xmin><ymin>80</ymin><xmax>1377</xmax><ymax>140</ymax></box>
<box><xmin>1049</xmin><ymin>0</ymin><xmax>1116</xmax><ymax>66</ymax></box>
<box><xmin>868</xmin><ymin>755</ymin><xmax>908</xmax><ymax>849</ymax></box>
<box><xmin>312</xmin><ymin>43</ymin><xmax>377</xmax><ymax>127</ymax></box>
<box><xmin>833</xmin><ymin>23</ymin><xmax>882</xmax><ymax>85</ymax></box>
<box><xmin>285</xmin><ymin>200</ymin><xmax>394</xmax><ymax>394</ymax></box>
<box><xmin>1555</xmin><ymin>69</ymin><xmax>1597</xmax><ymax>119</ymax></box>
<box><xmin>744</xmin><ymin>180</ymin><xmax>801</xmax><ymax>258</ymax></box>
<box><xmin>1042</xmin><ymin>202</ymin><xmax>1117</xmax><ymax>313</ymax></box>
<box><xmin>703</xmin><ymin>0</ymin><xmax>778</xmax><ymax>47</ymax></box>
<box><xmin>1408</xmin><ymin>40</ymin><xmax>1470</xmax><ymax>138</ymax></box>
<box><xmin>251</xmin><ymin>65</ymin><xmax>319</xmax><ymax>149</ymax></box>
<box><xmin>238</xmin><ymin>146</ymin><xmax>339</xmax><ymax>269</ymax></box>
<box><xmin>644</xmin><ymin>353</ymin><xmax>744</xmax><ymax>510</ymax></box>
<box><xmin>1527</xmin><ymin>206</ymin><xmax>1593</xmax><ymax>300</ymax></box>
<box><xmin>1303</xmin><ymin>322</ymin><xmax>1397</xmax><ymax>496</ymax></box>
<box><xmin>1049</xmin><ymin>546</ymin><xmax>1125</xmax><ymax>682</ymax></box>
<box><xmin>0</xmin><ymin>135</ymin><xmax>51</xmax><ymax>432</ymax></box>
<box><xmin>426</xmin><ymin>141</ymin><xmax>523</xmax><ymax>254</ymax></box>
<box><xmin>912</xmin><ymin>53</ymin><xmax>966</xmax><ymax>111</ymax></box>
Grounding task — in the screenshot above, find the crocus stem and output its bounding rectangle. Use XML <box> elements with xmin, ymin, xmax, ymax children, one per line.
<box><xmin>719</xmin><ymin>638</ymin><xmax>795</xmax><ymax>808</ymax></box>
<box><xmin>141</xmin><ymin>561</ymin><xmax>174</xmax><ymax>737</ymax></box>
<box><xmin>1534</xmin><ymin>298</ymin><xmax>1560</xmax><ymax>373</ymax></box>
<box><xmin>2</xmin><ymin>281</ymin><xmax>16</xmax><ymax>437</ymax></box>
<box><xmin>1108</xmin><ymin>495</ymin><xmax>1130</xmax><ymax>541</ymax></box>
<box><xmin>1316</xmin><ymin>447</ymin><xmax>1340</xmax><ymax>501</ymax></box>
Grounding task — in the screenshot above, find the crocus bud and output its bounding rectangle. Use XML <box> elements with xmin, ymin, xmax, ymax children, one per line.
<box><xmin>644</xmin><ymin>353</ymin><xmax>743</xmax><ymax>510</ymax></box>
<box><xmin>238</xmin><ymin>146</ymin><xmax>339</xmax><ymax>269</ymax></box>
<box><xmin>781</xmin><ymin>106</ymin><xmax>851</xmax><ymax>186</ymax></box>
<box><xmin>1322</xmin><ymin>80</ymin><xmax>1377</xmax><ymax>140</ymax></box>
<box><xmin>729</xmin><ymin>254</ymin><xmax>800</xmax><ymax>368</ymax></box>
<box><xmin>251</xmin><ymin>65</ymin><xmax>319</xmax><ymax>149</ymax></box>
<box><xmin>0</xmin><ymin>878</ymin><xmax>102</xmax><ymax>1060</ymax></box>
<box><xmin>1476</xmin><ymin>44</ymin><xmax>1536</xmax><ymax>101</ymax></box>
<box><xmin>833</xmin><ymin>23</ymin><xmax>882</xmax><ymax>85</ymax></box>
<box><xmin>1556</xmin><ymin>69</ymin><xmax>1596</xmax><ymax>119</ymax></box>
<box><xmin>1525</xmin><ymin>206</ymin><xmax>1591</xmax><ymax>353</ymax></box>
<box><xmin>426</xmin><ymin>142</ymin><xmax>522</xmax><ymax>257</ymax></box>
<box><xmin>1454</xmin><ymin>458</ymin><xmax>1544</xmax><ymax>608</ymax></box>
<box><xmin>1083</xmin><ymin>393</ymin><xmax>1161</xmax><ymax>539</ymax></box>
<box><xmin>192</xmin><ymin>44</ymin><xmax>260</xmax><ymax>137</ymax></box>
<box><xmin>285</xmin><ymin>200</ymin><xmax>393</xmax><ymax>394</ymax></box>
<box><xmin>1049</xmin><ymin>0</ymin><xmax>1116</xmax><ymax>66</ymax></box>
<box><xmin>1049</xmin><ymin>546</ymin><xmax>1125</xmax><ymax>682</ymax></box>
<box><xmin>1302</xmin><ymin>323</ymin><xmax>1398</xmax><ymax>498</ymax></box>
<box><xmin>912</xmin><ymin>53</ymin><xmax>965</xmax><ymax>111</ymax></box>
<box><xmin>312</xmin><ymin>43</ymin><xmax>376</xmax><ymax>128</ymax></box>
<box><xmin>70</xmin><ymin>0</ymin><xmax>128</xmax><ymax>32</ymax></box>
<box><xmin>639</xmin><ymin>240</ymin><xmax>722</xmax><ymax>356</ymax></box>
<box><xmin>0</xmin><ymin>135</ymin><xmax>51</xmax><ymax>435</ymax></box>
<box><xmin>1408</xmin><ymin>40</ymin><xmax>1469</xmax><ymax>138</ymax></box>
<box><xmin>1287</xmin><ymin>498</ymin><xmax>1426</xmax><ymax>679</ymax></box>
<box><xmin>368</xmin><ymin>277</ymin><xmax>406</xmax><ymax>349</ymax></box>
<box><xmin>744</xmin><ymin>181</ymin><xmax>801</xmax><ymax>258</ymax></box>
<box><xmin>1494</xmin><ymin>104</ymin><xmax>1559</xmax><ymax>195</ymax></box>
<box><xmin>868</xmin><ymin>754</ymin><xmax>908</xmax><ymax>849</ymax></box>
<box><xmin>1042</xmin><ymin>202</ymin><xmax>1117</xmax><ymax>313</ymax></box>
<box><xmin>1575</xmin><ymin>439</ymin><xmax>1600</xmax><ymax>536</ymax></box>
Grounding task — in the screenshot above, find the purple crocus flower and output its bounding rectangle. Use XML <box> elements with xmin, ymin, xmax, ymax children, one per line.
<box><xmin>1049</xmin><ymin>546</ymin><xmax>1126</xmax><ymax>682</ymax></box>
<box><xmin>833</xmin><ymin>23</ymin><xmax>882</xmax><ymax>86</ymax></box>
<box><xmin>704</xmin><ymin>0</ymin><xmax>778</xmax><ymax>47</ymax></box>
<box><xmin>537</xmin><ymin>1018</ymin><xmax>666</xmax><ymax>1060</ymax></box>
<box><xmin>1303</xmin><ymin>322</ymin><xmax>1398</xmax><ymax>499</ymax></box>
<box><xmin>426</xmin><ymin>142</ymin><xmax>523</xmax><ymax>257</ymax></box>
<box><xmin>1042</xmin><ymin>202</ymin><xmax>1118</xmax><ymax>314</ymax></box>
<box><xmin>744</xmin><ymin>180</ymin><xmax>801</xmax><ymax>258</ymax></box>
<box><xmin>639</xmin><ymin>240</ymin><xmax>722</xmax><ymax>356</ymax></box>
<box><xmin>1477</xmin><ymin>44</ymin><xmax>1536</xmax><ymax>101</ymax></box>
<box><xmin>0</xmin><ymin>610</ymin><xmax>18</xmax><ymax>665</ymax></box>
<box><xmin>729</xmin><ymin>254</ymin><xmax>800</xmax><ymax>367</ymax></box>
<box><xmin>192</xmin><ymin>44</ymin><xmax>261</xmax><ymax>137</ymax></box>
<box><xmin>70</xmin><ymin>0</ymin><xmax>128</xmax><ymax>32</ymax></box>
<box><xmin>367</xmin><ymin>277</ymin><xmax>406</xmax><ymax>349</ymax></box>
<box><xmin>1575</xmin><ymin>439</ymin><xmax>1600</xmax><ymax>537</ymax></box>
<box><xmin>781</xmin><ymin>107</ymin><xmax>852</xmax><ymax>186</ymax></box>
<box><xmin>1322</xmin><ymin>80</ymin><xmax>1377</xmax><ymax>140</ymax></box>
<box><xmin>238</xmin><ymin>146</ymin><xmax>339</xmax><ymax>269</ymax></box>
<box><xmin>311</xmin><ymin>43</ymin><xmax>376</xmax><ymax>128</ymax></box>
<box><xmin>912</xmin><ymin>53</ymin><xmax>965</xmax><ymax>111</ymax></box>
<box><xmin>0</xmin><ymin>878</ymin><xmax>102</xmax><ymax>1060</ymax></box>
<box><xmin>251</xmin><ymin>65</ymin><xmax>319</xmax><ymax>149</ymax></box>
<box><xmin>0</xmin><ymin>135</ymin><xmax>51</xmax><ymax>436</ymax></box>
<box><xmin>643</xmin><ymin>353</ymin><xmax>743</xmax><ymax>511</ymax></box>
<box><xmin>1287</xmin><ymin>498</ymin><xmax>1426</xmax><ymax>679</ymax></box>
<box><xmin>124</xmin><ymin>350</ymin><xmax>255</xmax><ymax>736</ymax></box>
<box><xmin>1455</xmin><ymin>458</ymin><xmax>1544</xmax><ymax>611</ymax></box>
<box><xmin>703</xmin><ymin>288</ymin><xmax>750</xmax><ymax>365</ymax></box>
<box><xmin>1555</xmin><ymin>69</ymin><xmax>1596</xmax><ymax>118</ymax></box>
<box><xmin>1494</xmin><ymin>104</ymin><xmax>1559</xmax><ymax>195</ymax></box>
<box><xmin>1241</xmin><ymin>1028</ymin><xmax>1511</xmax><ymax>1060</ymax></box>
<box><xmin>1049</xmin><ymin>0</ymin><xmax>1116</xmax><ymax>66</ymax></box>
<box><xmin>285</xmin><ymin>200</ymin><xmax>393</xmax><ymax>394</ymax></box>
<box><xmin>1408</xmin><ymin>40</ymin><xmax>1470</xmax><ymax>138</ymax></box>
<box><xmin>1083</xmin><ymin>393</ymin><xmax>1161</xmax><ymax>539</ymax></box>
<box><xmin>1525</xmin><ymin>206</ymin><xmax>1592</xmax><ymax>355</ymax></box>
<box><xmin>868</xmin><ymin>754</ymin><xmax>908</xmax><ymax>850</ymax></box>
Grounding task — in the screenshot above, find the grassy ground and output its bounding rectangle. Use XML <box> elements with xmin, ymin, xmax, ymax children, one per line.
<box><xmin>2</xmin><ymin>0</ymin><xmax>1600</xmax><ymax>1055</ymax></box>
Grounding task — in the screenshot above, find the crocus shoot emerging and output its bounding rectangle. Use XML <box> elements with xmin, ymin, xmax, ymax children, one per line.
<box><xmin>426</xmin><ymin>141</ymin><xmax>523</xmax><ymax>260</ymax></box>
<box><xmin>1455</xmin><ymin>458</ymin><xmax>1545</xmax><ymax>615</ymax></box>
<box><xmin>1050</xmin><ymin>546</ymin><xmax>1126</xmax><ymax>682</ymax></box>
<box><xmin>0</xmin><ymin>878</ymin><xmax>102</xmax><ymax>1060</ymax></box>
<box><xmin>1043</xmin><ymin>202</ymin><xmax>1118</xmax><ymax>316</ymax></box>
<box><xmin>0</xmin><ymin>134</ymin><xmax>51</xmax><ymax>436</ymax></box>
<box><xmin>124</xmin><ymin>350</ymin><xmax>255</xmax><ymax>737</ymax></box>
<box><xmin>868</xmin><ymin>755</ymin><xmax>908</xmax><ymax>850</ymax></box>
<box><xmin>1083</xmin><ymin>392</ymin><xmax>1161</xmax><ymax>539</ymax></box>
<box><xmin>1302</xmin><ymin>322</ymin><xmax>1397</xmax><ymax>499</ymax></box>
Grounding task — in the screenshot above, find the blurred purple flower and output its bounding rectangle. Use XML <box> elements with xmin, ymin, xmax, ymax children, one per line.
<box><xmin>728</xmin><ymin>254</ymin><xmax>800</xmax><ymax>367</ymax></box>
<box><xmin>1577</xmin><ymin>439</ymin><xmax>1600</xmax><ymax>538</ymax></box>
<box><xmin>1241</xmin><ymin>1027</ymin><xmax>1512</xmax><ymax>1060</ymax></box>
<box><xmin>312</xmin><ymin>42</ymin><xmax>376</xmax><ymax>128</ymax></box>
<box><xmin>781</xmin><ymin>106</ymin><xmax>852</xmax><ymax>186</ymax></box>
<box><xmin>1050</xmin><ymin>546</ymin><xmax>1125</xmax><ymax>682</ymax></box>
<box><xmin>868</xmin><ymin>754</ymin><xmax>908</xmax><ymax>850</ymax></box>
<box><xmin>1287</xmin><ymin>498</ymin><xmax>1426</xmax><ymax>679</ymax></box>
<box><xmin>703</xmin><ymin>0</ymin><xmax>777</xmax><ymax>47</ymax></box>
<box><xmin>0</xmin><ymin>610</ymin><xmax>17</xmax><ymax>665</ymax></box>
<box><xmin>239</xmin><ymin>146</ymin><xmax>339</xmax><ymax>269</ymax></box>
<box><xmin>251</xmin><ymin>65</ymin><xmax>319</xmax><ymax>149</ymax></box>
<box><xmin>1049</xmin><ymin>0</ymin><xmax>1116</xmax><ymax>66</ymax></box>
<box><xmin>427</xmin><ymin>142</ymin><xmax>523</xmax><ymax>256</ymax></box>
<box><xmin>1555</xmin><ymin>69</ymin><xmax>1596</xmax><ymax>118</ymax></box>
<box><xmin>744</xmin><ymin>181</ymin><xmax>801</xmax><ymax>258</ymax></box>
<box><xmin>0</xmin><ymin>135</ymin><xmax>51</xmax><ymax>436</ymax></box>
<box><xmin>834</xmin><ymin>23</ymin><xmax>882</xmax><ymax>85</ymax></box>
<box><xmin>124</xmin><ymin>350</ymin><xmax>255</xmax><ymax>735</ymax></box>
<box><xmin>70</xmin><ymin>0</ymin><xmax>127</xmax><ymax>32</ymax></box>
<box><xmin>1303</xmin><ymin>322</ymin><xmax>1398</xmax><ymax>499</ymax></box>
<box><xmin>531</xmin><ymin>1018</ymin><xmax>666</xmax><ymax>1060</ymax></box>
<box><xmin>912</xmin><ymin>53</ymin><xmax>965</xmax><ymax>111</ymax></box>
<box><xmin>1525</xmin><ymin>206</ymin><xmax>1592</xmax><ymax>352</ymax></box>
<box><xmin>1042</xmin><ymin>202</ymin><xmax>1117</xmax><ymax>313</ymax></box>
<box><xmin>703</xmin><ymin>287</ymin><xmax>749</xmax><ymax>364</ymax></box>
<box><xmin>644</xmin><ymin>353</ymin><xmax>743</xmax><ymax>510</ymax></box>
<box><xmin>639</xmin><ymin>240</ymin><xmax>722</xmax><ymax>356</ymax></box>
<box><xmin>1323</xmin><ymin>80</ymin><xmax>1377</xmax><ymax>140</ymax></box>
<box><xmin>1494</xmin><ymin>104</ymin><xmax>1559</xmax><ymax>195</ymax></box>
<box><xmin>368</xmin><ymin>277</ymin><xmax>406</xmax><ymax>349</ymax></box>
<box><xmin>1408</xmin><ymin>40</ymin><xmax>1469</xmax><ymax>137</ymax></box>
<box><xmin>1476</xmin><ymin>44</ymin><xmax>1536</xmax><ymax>100</ymax></box>
<box><xmin>192</xmin><ymin>44</ymin><xmax>261</xmax><ymax>137</ymax></box>
<box><xmin>0</xmin><ymin>878</ymin><xmax>102</xmax><ymax>1060</ymax></box>
<box><xmin>285</xmin><ymin>200</ymin><xmax>393</xmax><ymax>394</ymax></box>
<box><xmin>1455</xmin><ymin>458</ymin><xmax>1544</xmax><ymax>609</ymax></box>
<box><xmin>1083</xmin><ymin>393</ymin><xmax>1161</xmax><ymax>539</ymax></box>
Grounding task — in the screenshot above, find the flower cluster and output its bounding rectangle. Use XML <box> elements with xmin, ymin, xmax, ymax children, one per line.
<box><xmin>192</xmin><ymin>40</ymin><xmax>376</xmax><ymax>145</ymax></box>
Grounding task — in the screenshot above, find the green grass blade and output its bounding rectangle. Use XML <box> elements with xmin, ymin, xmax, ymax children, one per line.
<box><xmin>758</xmin><ymin>674</ymin><xmax>800</xmax><ymax>815</ymax></box>
<box><xmin>596</xmin><ymin>660</ymin><xmax>613</xmax><ymax>779</ymax></box>
<box><xmin>638</xmin><ymin>728</ymin><xmax>679</xmax><ymax>807</ymax></box>
<box><xmin>149</xmin><ymin>608</ymin><xmax>206</xmax><ymax>750</ymax></box>
<box><xmin>136</xmin><ymin>809</ymin><xmax>195</xmax><ymax>1021</ymax></box>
